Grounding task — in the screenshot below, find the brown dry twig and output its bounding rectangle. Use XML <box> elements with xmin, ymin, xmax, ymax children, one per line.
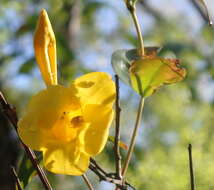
<box><xmin>188</xmin><ymin>144</ymin><xmax>196</xmax><ymax>190</ymax></box>
<box><xmin>0</xmin><ymin>91</ymin><xmax>52</xmax><ymax>190</ymax></box>
<box><xmin>114</xmin><ymin>75</ymin><xmax>122</xmax><ymax>181</ymax></box>
<box><xmin>10</xmin><ymin>166</ymin><xmax>23</xmax><ymax>190</ymax></box>
<box><xmin>89</xmin><ymin>158</ymin><xmax>135</xmax><ymax>190</ymax></box>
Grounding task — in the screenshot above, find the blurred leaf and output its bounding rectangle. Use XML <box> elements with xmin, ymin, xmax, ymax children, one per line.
<box><xmin>82</xmin><ymin>1</ymin><xmax>105</xmax><ymax>25</ymax></box>
<box><xmin>17</xmin><ymin>154</ymin><xmax>37</xmax><ymax>188</ymax></box>
<box><xmin>19</xmin><ymin>58</ymin><xmax>35</xmax><ymax>74</ymax></box>
<box><xmin>108</xmin><ymin>136</ymin><xmax>128</xmax><ymax>150</ymax></box>
<box><xmin>130</xmin><ymin>57</ymin><xmax>186</xmax><ymax>97</ymax></box>
<box><xmin>16</xmin><ymin>15</ymin><xmax>37</xmax><ymax>36</ymax></box>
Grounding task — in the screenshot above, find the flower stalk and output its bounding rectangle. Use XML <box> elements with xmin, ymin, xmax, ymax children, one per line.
<box><xmin>120</xmin><ymin>0</ymin><xmax>146</xmax><ymax>183</ymax></box>
<box><xmin>122</xmin><ymin>97</ymin><xmax>145</xmax><ymax>177</ymax></box>
<box><xmin>125</xmin><ymin>0</ymin><xmax>145</xmax><ymax>56</ymax></box>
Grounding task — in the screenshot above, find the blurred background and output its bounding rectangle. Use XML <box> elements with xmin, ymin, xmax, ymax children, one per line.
<box><xmin>0</xmin><ymin>0</ymin><xmax>214</xmax><ymax>189</ymax></box>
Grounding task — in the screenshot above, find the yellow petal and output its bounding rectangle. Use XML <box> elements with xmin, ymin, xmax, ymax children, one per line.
<box><xmin>82</xmin><ymin>104</ymin><xmax>114</xmax><ymax>156</ymax></box>
<box><xmin>17</xmin><ymin>85</ymin><xmax>80</xmax><ymax>150</ymax></box>
<box><xmin>18</xmin><ymin>122</ymin><xmax>52</xmax><ymax>151</ymax></box>
<box><xmin>74</xmin><ymin>72</ymin><xmax>116</xmax><ymax>107</ymax></box>
<box><xmin>34</xmin><ymin>9</ymin><xmax>57</xmax><ymax>86</ymax></box>
<box><xmin>43</xmin><ymin>143</ymin><xmax>90</xmax><ymax>175</ymax></box>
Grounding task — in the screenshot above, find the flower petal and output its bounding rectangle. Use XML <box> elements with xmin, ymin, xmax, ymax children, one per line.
<box><xmin>74</xmin><ymin>72</ymin><xmax>115</xmax><ymax>106</ymax></box>
<box><xmin>18</xmin><ymin>85</ymin><xmax>80</xmax><ymax>150</ymax></box>
<box><xmin>18</xmin><ymin>124</ymin><xmax>52</xmax><ymax>151</ymax></box>
<box><xmin>82</xmin><ymin>104</ymin><xmax>114</xmax><ymax>156</ymax></box>
<box><xmin>43</xmin><ymin>143</ymin><xmax>90</xmax><ymax>175</ymax></box>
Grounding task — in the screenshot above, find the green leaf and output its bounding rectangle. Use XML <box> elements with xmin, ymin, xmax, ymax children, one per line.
<box><xmin>19</xmin><ymin>58</ymin><xmax>35</xmax><ymax>74</ymax></box>
<box><xmin>129</xmin><ymin>57</ymin><xmax>186</xmax><ymax>97</ymax></box>
<box><xmin>111</xmin><ymin>47</ymin><xmax>161</xmax><ymax>85</ymax></box>
<box><xmin>17</xmin><ymin>153</ymin><xmax>38</xmax><ymax>188</ymax></box>
<box><xmin>16</xmin><ymin>15</ymin><xmax>37</xmax><ymax>36</ymax></box>
<box><xmin>108</xmin><ymin>136</ymin><xmax>128</xmax><ymax>150</ymax></box>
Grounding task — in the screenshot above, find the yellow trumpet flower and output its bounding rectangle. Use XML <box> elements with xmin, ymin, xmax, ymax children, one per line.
<box><xmin>18</xmin><ymin>9</ymin><xmax>115</xmax><ymax>175</ymax></box>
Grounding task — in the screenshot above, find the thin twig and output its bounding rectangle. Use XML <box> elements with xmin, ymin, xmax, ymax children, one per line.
<box><xmin>188</xmin><ymin>144</ymin><xmax>196</xmax><ymax>190</ymax></box>
<box><xmin>122</xmin><ymin>97</ymin><xmax>145</xmax><ymax>177</ymax></box>
<box><xmin>11</xmin><ymin>166</ymin><xmax>23</xmax><ymax>190</ymax></box>
<box><xmin>90</xmin><ymin>158</ymin><xmax>108</xmax><ymax>176</ymax></box>
<box><xmin>114</xmin><ymin>75</ymin><xmax>122</xmax><ymax>180</ymax></box>
<box><xmin>82</xmin><ymin>174</ymin><xmax>94</xmax><ymax>190</ymax></box>
<box><xmin>189</xmin><ymin>0</ymin><xmax>213</xmax><ymax>26</ymax></box>
<box><xmin>139</xmin><ymin>0</ymin><xmax>164</xmax><ymax>22</ymax></box>
<box><xmin>0</xmin><ymin>92</ymin><xmax>52</xmax><ymax>190</ymax></box>
<box><xmin>89</xmin><ymin>164</ymin><xmax>124</xmax><ymax>188</ymax></box>
<box><xmin>89</xmin><ymin>160</ymin><xmax>135</xmax><ymax>189</ymax></box>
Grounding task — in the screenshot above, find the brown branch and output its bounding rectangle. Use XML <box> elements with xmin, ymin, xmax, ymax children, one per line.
<box><xmin>114</xmin><ymin>75</ymin><xmax>122</xmax><ymax>180</ymax></box>
<box><xmin>90</xmin><ymin>158</ymin><xmax>108</xmax><ymax>176</ymax></box>
<box><xmin>139</xmin><ymin>0</ymin><xmax>164</xmax><ymax>22</ymax></box>
<box><xmin>0</xmin><ymin>92</ymin><xmax>52</xmax><ymax>190</ymax></box>
<box><xmin>10</xmin><ymin>166</ymin><xmax>23</xmax><ymax>190</ymax></box>
<box><xmin>140</xmin><ymin>0</ymin><xmax>213</xmax><ymax>26</ymax></box>
<box><xmin>68</xmin><ymin>0</ymin><xmax>82</xmax><ymax>50</ymax></box>
<box><xmin>89</xmin><ymin>164</ymin><xmax>125</xmax><ymax>189</ymax></box>
<box><xmin>189</xmin><ymin>0</ymin><xmax>212</xmax><ymax>25</ymax></box>
<box><xmin>188</xmin><ymin>144</ymin><xmax>196</xmax><ymax>190</ymax></box>
<box><xmin>89</xmin><ymin>159</ymin><xmax>135</xmax><ymax>190</ymax></box>
<box><xmin>82</xmin><ymin>174</ymin><xmax>94</xmax><ymax>190</ymax></box>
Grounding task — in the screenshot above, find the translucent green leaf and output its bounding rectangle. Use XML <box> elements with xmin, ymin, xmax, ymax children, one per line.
<box><xmin>111</xmin><ymin>47</ymin><xmax>161</xmax><ymax>85</ymax></box>
<box><xmin>129</xmin><ymin>57</ymin><xmax>186</xmax><ymax>97</ymax></box>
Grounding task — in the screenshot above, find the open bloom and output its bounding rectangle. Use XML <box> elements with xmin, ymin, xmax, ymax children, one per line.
<box><xmin>18</xmin><ymin>9</ymin><xmax>115</xmax><ymax>175</ymax></box>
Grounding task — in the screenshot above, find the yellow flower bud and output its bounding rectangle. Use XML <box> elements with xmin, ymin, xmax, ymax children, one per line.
<box><xmin>34</xmin><ymin>9</ymin><xmax>57</xmax><ymax>86</ymax></box>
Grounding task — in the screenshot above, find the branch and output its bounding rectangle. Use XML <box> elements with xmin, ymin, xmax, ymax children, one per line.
<box><xmin>0</xmin><ymin>92</ymin><xmax>52</xmax><ymax>190</ymax></box>
<box><xmin>188</xmin><ymin>144</ymin><xmax>196</xmax><ymax>190</ymax></box>
<box><xmin>89</xmin><ymin>158</ymin><xmax>135</xmax><ymax>190</ymax></box>
<box><xmin>68</xmin><ymin>0</ymin><xmax>82</xmax><ymax>50</ymax></box>
<box><xmin>90</xmin><ymin>158</ymin><xmax>108</xmax><ymax>176</ymax></box>
<box><xmin>189</xmin><ymin>0</ymin><xmax>212</xmax><ymax>25</ymax></box>
<box><xmin>82</xmin><ymin>174</ymin><xmax>94</xmax><ymax>190</ymax></box>
<box><xmin>139</xmin><ymin>0</ymin><xmax>164</xmax><ymax>22</ymax></box>
<box><xmin>114</xmin><ymin>75</ymin><xmax>122</xmax><ymax>180</ymax></box>
<box><xmin>11</xmin><ymin>166</ymin><xmax>23</xmax><ymax>190</ymax></box>
<box><xmin>141</xmin><ymin>0</ymin><xmax>213</xmax><ymax>26</ymax></box>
